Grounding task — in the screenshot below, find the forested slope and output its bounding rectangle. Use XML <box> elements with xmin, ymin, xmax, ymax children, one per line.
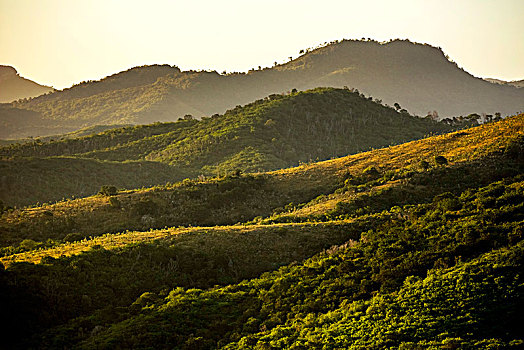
<box><xmin>0</xmin><ymin>88</ymin><xmax>454</xmax><ymax>207</ymax></box>
<box><xmin>0</xmin><ymin>113</ymin><xmax>522</xmax><ymax>349</ymax></box>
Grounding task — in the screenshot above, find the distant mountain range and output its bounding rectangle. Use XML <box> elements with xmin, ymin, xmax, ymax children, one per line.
<box><xmin>1</xmin><ymin>39</ymin><xmax>523</xmax><ymax>139</ymax></box>
<box><xmin>0</xmin><ymin>65</ymin><xmax>54</xmax><ymax>103</ymax></box>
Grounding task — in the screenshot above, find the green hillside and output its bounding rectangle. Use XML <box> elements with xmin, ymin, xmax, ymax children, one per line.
<box><xmin>0</xmin><ymin>88</ymin><xmax>455</xmax><ymax>207</ymax></box>
<box><xmin>2</xmin><ymin>40</ymin><xmax>523</xmax><ymax>139</ymax></box>
<box><xmin>0</xmin><ymin>113</ymin><xmax>522</xmax><ymax>349</ymax></box>
<box><xmin>73</xmin><ymin>183</ymin><xmax>524</xmax><ymax>349</ymax></box>
<box><xmin>0</xmin><ymin>157</ymin><xmax>191</xmax><ymax>209</ymax></box>
<box><xmin>1</xmin><ymin>113</ymin><xmax>520</xmax><ymax>250</ymax></box>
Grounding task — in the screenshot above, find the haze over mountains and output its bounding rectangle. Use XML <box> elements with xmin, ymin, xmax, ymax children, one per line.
<box><xmin>0</xmin><ymin>65</ymin><xmax>54</xmax><ymax>103</ymax></box>
<box><xmin>1</xmin><ymin>39</ymin><xmax>523</xmax><ymax>139</ymax></box>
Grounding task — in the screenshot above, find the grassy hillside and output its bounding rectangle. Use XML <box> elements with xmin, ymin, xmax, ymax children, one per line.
<box><xmin>2</xmin><ymin>176</ymin><xmax>522</xmax><ymax>348</ymax></box>
<box><xmin>1</xmin><ymin>113</ymin><xmax>520</xmax><ymax>250</ymax></box>
<box><xmin>2</xmin><ymin>40</ymin><xmax>523</xmax><ymax>139</ymax></box>
<box><xmin>0</xmin><ymin>88</ymin><xmax>455</xmax><ymax>207</ymax></box>
<box><xmin>0</xmin><ymin>114</ymin><xmax>522</xmax><ymax>348</ymax></box>
<box><xmin>72</xmin><ymin>181</ymin><xmax>524</xmax><ymax>349</ymax></box>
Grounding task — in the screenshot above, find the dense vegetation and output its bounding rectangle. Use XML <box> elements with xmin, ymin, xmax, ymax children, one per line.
<box><xmin>74</xmin><ymin>179</ymin><xmax>524</xmax><ymax>349</ymax></box>
<box><xmin>0</xmin><ymin>124</ymin><xmax>131</xmax><ymax>146</ymax></box>
<box><xmin>0</xmin><ymin>113</ymin><xmax>522</xmax><ymax>348</ymax></box>
<box><xmin>0</xmin><ymin>88</ymin><xmax>455</xmax><ymax>207</ymax></box>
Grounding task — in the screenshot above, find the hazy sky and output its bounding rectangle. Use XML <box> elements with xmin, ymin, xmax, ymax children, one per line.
<box><xmin>1</xmin><ymin>0</ymin><xmax>523</xmax><ymax>89</ymax></box>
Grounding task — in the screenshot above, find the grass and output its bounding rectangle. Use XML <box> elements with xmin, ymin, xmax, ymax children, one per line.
<box><xmin>0</xmin><ymin>220</ymin><xmax>358</xmax><ymax>267</ymax></box>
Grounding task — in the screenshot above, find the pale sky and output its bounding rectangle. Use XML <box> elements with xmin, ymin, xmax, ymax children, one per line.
<box><xmin>1</xmin><ymin>0</ymin><xmax>523</xmax><ymax>89</ymax></box>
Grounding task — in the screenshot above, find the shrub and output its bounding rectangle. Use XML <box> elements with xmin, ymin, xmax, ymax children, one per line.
<box><xmin>504</xmin><ymin>136</ymin><xmax>523</xmax><ymax>160</ymax></box>
<box><xmin>99</xmin><ymin>185</ymin><xmax>118</xmax><ymax>196</ymax></box>
<box><xmin>131</xmin><ymin>198</ymin><xmax>160</xmax><ymax>216</ymax></box>
<box><xmin>362</xmin><ymin>166</ymin><xmax>380</xmax><ymax>177</ymax></box>
<box><xmin>0</xmin><ymin>200</ymin><xmax>13</xmax><ymax>214</ymax></box>
<box><xmin>109</xmin><ymin>197</ymin><xmax>121</xmax><ymax>208</ymax></box>
<box><xmin>63</xmin><ymin>232</ymin><xmax>84</xmax><ymax>243</ymax></box>
<box><xmin>434</xmin><ymin>155</ymin><xmax>448</xmax><ymax>166</ymax></box>
<box><xmin>19</xmin><ymin>239</ymin><xmax>39</xmax><ymax>250</ymax></box>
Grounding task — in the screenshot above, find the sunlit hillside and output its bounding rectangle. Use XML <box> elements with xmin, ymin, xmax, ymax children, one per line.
<box><xmin>0</xmin><ymin>113</ymin><xmax>522</xmax><ymax>348</ymax></box>
<box><xmin>0</xmin><ymin>88</ymin><xmax>455</xmax><ymax>207</ymax></box>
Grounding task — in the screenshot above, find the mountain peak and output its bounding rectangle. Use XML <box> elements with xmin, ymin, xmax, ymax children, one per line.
<box><xmin>2</xmin><ymin>40</ymin><xmax>523</xmax><ymax>138</ymax></box>
<box><xmin>0</xmin><ymin>65</ymin><xmax>54</xmax><ymax>103</ymax></box>
<box><xmin>0</xmin><ymin>65</ymin><xmax>18</xmax><ymax>80</ymax></box>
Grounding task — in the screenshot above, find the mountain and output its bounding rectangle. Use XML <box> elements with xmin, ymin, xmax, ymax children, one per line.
<box><xmin>485</xmin><ymin>77</ymin><xmax>524</xmax><ymax>88</ymax></box>
<box><xmin>0</xmin><ymin>88</ymin><xmax>457</xmax><ymax>207</ymax></box>
<box><xmin>0</xmin><ymin>65</ymin><xmax>54</xmax><ymax>103</ymax></box>
<box><xmin>0</xmin><ymin>113</ymin><xmax>522</xmax><ymax>348</ymax></box>
<box><xmin>2</xmin><ymin>39</ymin><xmax>523</xmax><ymax>139</ymax></box>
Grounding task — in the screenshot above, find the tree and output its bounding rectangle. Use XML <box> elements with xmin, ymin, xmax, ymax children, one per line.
<box><xmin>426</xmin><ymin>111</ymin><xmax>439</xmax><ymax>120</ymax></box>
<box><xmin>394</xmin><ymin>103</ymin><xmax>401</xmax><ymax>111</ymax></box>
<box><xmin>99</xmin><ymin>185</ymin><xmax>118</xmax><ymax>196</ymax></box>
<box><xmin>419</xmin><ymin>160</ymin><xmax>430</xmax><ymax>170</ymax></box>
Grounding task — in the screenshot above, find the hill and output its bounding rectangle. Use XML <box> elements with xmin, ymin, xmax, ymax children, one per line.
<box><xmin>0</xmin><ymin>124</ymin><xmax>131</xmax><ymax>146</ymax></box>
<box><xmin>0</xmin><ymin>113</ymin><xmax>522</xmax><ymax>348</ymax></box>
<box><xmin>2</xmin><ymin>40</ymin><xmax>523</xmax><ymax>139</ymax></box>
<box><xmin>0</xmin><ymin>65</ymin><xmax>54</xmax><ymax>103</ymax></box>
<box><xmin>1</xmin><ymin>113</ymin><xmax>520</xmax><ymax>248</ymax></box>
<box><xmin>0</xmin><ymin>88</ymin><xmax>455</xmax><ymax>207</ymax></box>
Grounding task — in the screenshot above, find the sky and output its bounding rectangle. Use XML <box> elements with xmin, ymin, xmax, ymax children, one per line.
<box><xmin>1</xmin><ymin>0</ymin><xmax>523</xmax><ymax>89</ymax></box>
